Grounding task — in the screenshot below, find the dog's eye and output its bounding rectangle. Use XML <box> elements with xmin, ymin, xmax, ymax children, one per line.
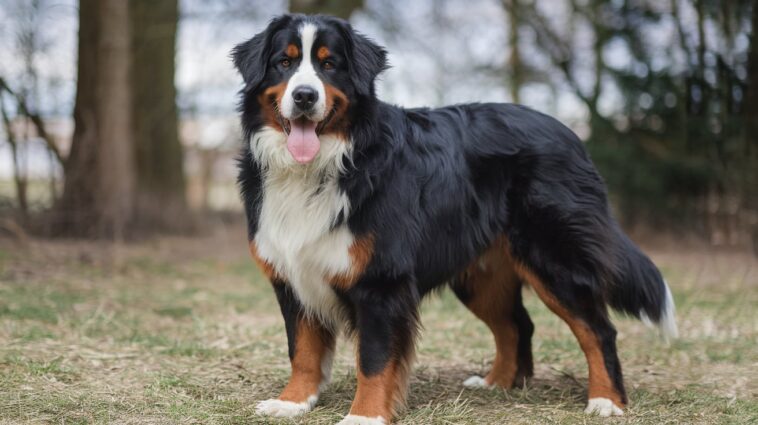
<box><xmin>280</xmin><ymin>58</ymin><xmax>291</xmax><ymax>68</ymax></box>
<box><xmin>322</xmin><ymin>60</ymin><xmax>335</xmax><ymax>70</ymax></box>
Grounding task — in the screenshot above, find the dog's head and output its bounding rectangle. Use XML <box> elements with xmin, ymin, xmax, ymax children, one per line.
<box><xmin>233</xmin><ymin>14</ymin><xmax>387</xmax><ymax>165</ymax></box>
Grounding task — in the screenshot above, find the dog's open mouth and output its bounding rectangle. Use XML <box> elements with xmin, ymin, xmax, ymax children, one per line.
<box><xmin>275</xmin><ymin>107</ymin><xmax>336</xmax><ymax>136</ymax></box>
<box><xmin>275</xmin><ymin>108</ymin><xmax>336</xmax><ymax>164</ymax></box>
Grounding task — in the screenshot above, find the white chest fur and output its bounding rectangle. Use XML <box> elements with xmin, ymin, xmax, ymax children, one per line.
<box><xmin>251</xmin><ymin>127</ymin><xmax>354</xmax><ymax>328</ymax></box>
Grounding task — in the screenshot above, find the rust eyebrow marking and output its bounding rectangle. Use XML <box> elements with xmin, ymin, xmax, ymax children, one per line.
<box><xmin>286</xmin><ymin>44</ymin><xmax>299</xmax><ymax>58</ymax></box>
<box><xmin>317</xmin><ymin>46</ymin><xmax>330</xmax><ymax>61</ymax></box>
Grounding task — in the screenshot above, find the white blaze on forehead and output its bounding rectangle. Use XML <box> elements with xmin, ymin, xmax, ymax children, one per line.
<box><xmin>281</xmin><ymin>22</ymin><xmax>327</xmax><ymax>120</ymax></box>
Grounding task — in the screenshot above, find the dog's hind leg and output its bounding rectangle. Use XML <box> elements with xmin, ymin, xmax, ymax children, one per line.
<box><xmin>451</xmin><ymin>238</ymin><xmax>534</xmax><ymax>389</ymax></box>
<box><xmin>514</xmin><ymin>264</ymin><xmax>626</xmax><ymax>417</ymax></box>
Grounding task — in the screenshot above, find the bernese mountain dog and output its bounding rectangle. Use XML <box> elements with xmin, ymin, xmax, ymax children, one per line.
<box><xmin>233</xmin><ymin>14</ymin><xmax>678</xmax><ymax>424</ymax></box>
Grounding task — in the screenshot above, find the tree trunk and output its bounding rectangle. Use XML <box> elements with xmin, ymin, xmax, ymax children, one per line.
<box><xmin>129</xmin><ymin>0</ymin><xmax>188</xmax><ymax>232</ymax></box>
<box><xmin>745</xmin><ymin>3</ymin><xmax>758</xmax><ymax>254</ymax></box>
<box><xmin>746</xmin><ymin>2</ymin><xmax>758</xmax><ymax>148</ymax></box>
<box><xmin>56</xmin><ymin>0</ymin><xmax>135</xmax><ymax>239</ymax></box>
<box><xmin>290</xmin><ymin>0</ymin><xmax>363</xmax><ymax>19</ymax></box>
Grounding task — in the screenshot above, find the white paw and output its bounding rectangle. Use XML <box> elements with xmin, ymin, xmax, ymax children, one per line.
<box><xmin>255</xmin><ymin>395</ymin><xmax>317</xmax><ymax>418</ymax></box>
<box><xmin>463</xmin><ymin>375</ymin><xmax>493</xmax><ymax>389</ymax></box>
<box><xmin>336</xmin><ymin>414</ymin><xmax>386</xmax><ymax>425</ymax></box>
<box><xmin>584</xmin><ymin>397</ymin><xmax>624</xmax><ymax>417</ymax></box>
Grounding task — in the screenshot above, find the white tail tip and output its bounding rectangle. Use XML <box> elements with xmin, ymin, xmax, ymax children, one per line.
<box><xmin>640</xmin><ymin>280</ymin><xmax>678</xmax><ymax>342</ymax></box>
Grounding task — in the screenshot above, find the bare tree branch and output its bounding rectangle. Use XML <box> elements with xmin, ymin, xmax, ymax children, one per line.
<box><xmin>0</xmin><ymin>76</ymin><xmax>65</xmax><ymax>166</ymax></box>
<box><xmin>0</xmin><ymin>92</ymin><xmax>29</xmax><ymax>216</ymax></box>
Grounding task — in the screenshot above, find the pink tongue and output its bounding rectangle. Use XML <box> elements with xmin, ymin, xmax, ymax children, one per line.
<box><xmin>287</xmin><ymin>120</ymin><xmax>320</xmax><ymax>164</ymax></box>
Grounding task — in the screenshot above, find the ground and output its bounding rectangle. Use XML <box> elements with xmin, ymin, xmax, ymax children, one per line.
<box><xmin>0</xmin><ymin>223</ymin><xmax>756</xmax><ymax>424</ymax></box>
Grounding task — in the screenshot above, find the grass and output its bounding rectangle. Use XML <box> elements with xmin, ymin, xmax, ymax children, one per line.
<box><xmin>0</xmin><ymin>226</ymin><xmax>756</xmax><ymax>424</ymax></box>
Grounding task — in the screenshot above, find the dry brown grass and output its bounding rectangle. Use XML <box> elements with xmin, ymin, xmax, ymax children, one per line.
<box><xmin>0</xmin><ymin>224</ymin><xmax>756</xmax><ymax>424</ymax></box>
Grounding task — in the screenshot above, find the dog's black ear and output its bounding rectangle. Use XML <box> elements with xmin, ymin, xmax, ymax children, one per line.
<box><xmin>336</xmin><ymin>20</ymin><xmax>388</xmax><ymax>97</ymax></box>
<box><xmin>232</xmin><ymin>15</ymin><xmax>292</xmax><ymax>91</ymax></box>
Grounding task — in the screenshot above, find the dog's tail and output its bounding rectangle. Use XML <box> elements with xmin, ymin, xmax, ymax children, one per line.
<box><xmin>605</xmin><ymin>224</ymin><xmax>678</xmax><ymax>341</ymax></box>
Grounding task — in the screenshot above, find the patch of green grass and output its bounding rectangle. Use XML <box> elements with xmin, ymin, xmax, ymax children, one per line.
<box><xmin>1</xmin><ymin>355</ymin><xmax>78</xmax><ymax>384</ymax></box>
<box><xmin>124</xmin><ymin>256</ymin><xmax>182</xmax><ymax>277</ymax></box>
<box><xmin>0</xmin><ymin>248</ymin><xmax>10</xmax><ymax>271</ymax></box>
<box><xmin>126</xmin><ymin>332</ymin><xmax>217</xmax><ymax>358</ymax></box>
<box><xmin>11</xmin><ymin>325</ymin><xmax>55</xmax><ymax>341</ymax></box>
<box><xmin>0</xmin><ymin>284</ymin><xmax>85</xmax><ymax>325</ymax></box>
<box><xmin>160</xmin><ymin>341</ymin><xmax>216</xmax><ymax>358</ymax></box>
<box><xmin>222</xmin><ymin>289</ymin><xmax>272</xmax><ymax>313</ymax></box>
<box><xmin>16</xmin><ymin>393</ymin><xmax>127</xmax><ymax>424</ymax></box>
<box><xmin>25</xmin><ymin>358</ymin><xmax>72</xmax><ymax>378</ymax></box>
<box><xmin>0</xmin><ymin>302</ymin><xmax>59</xmax><ymax>324</ymax></box>
<box><xmin>226</xmin><ymin>257</ymin><xmax>263</xmax><ymax>279</ymax></box>
<box><xmin>154</xmin><ymin>306</ymin><xmax>193</xmax><ymax>319</ymax></box>
<box><xmin>704</xmin><ymin>340</ymin><xmax>753</xmax><ymax>363</ymax></box>
<box><xmin>149</xmin><ymin>373</ymin><xmax>220</xmax><ymax>400</ymax></box>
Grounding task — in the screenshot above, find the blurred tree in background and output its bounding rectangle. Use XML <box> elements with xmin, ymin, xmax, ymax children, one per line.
<box><xmin>55</xmin><ymin>0</ymin><xmax>136</xmax><ymax>238</ymax></box>
<box><xmin>746</xmin><ymin>2</ymin><xmax>758</xmax><ymax>249</ymax></box>
<box><xmin>130</xmin><ymin>0</ymin><xmax>188</xmax><ymax>233</ymax></box>
<box><xmin>53</xmin><ymin>0</ymin><xmax>187</xmax><ymax>238</ymax></box>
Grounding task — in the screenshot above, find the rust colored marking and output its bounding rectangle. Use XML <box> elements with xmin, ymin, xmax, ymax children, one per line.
<box><xmin>257</xmin><ymin>81</ymin><xmax>288</xmax><ymax>132</ymax></box>
<box><xmin>286</xmin><ymin>43</ymin><xmax>299</xmax><ymax>58</ymax></box>
<box><xmin>331</xmin><ymin>234</ymin><xmax>374</xmax><ymax>289</ymax></box>
<box><xmin>249</xmin><ymin>241</ymin><xmax>278</xmax><ymax>280</ymax></box>
<box><xmin>458</xmin><ymin>237</ymin><xmax>522</xmax><ymax>387</ymax></box>
<box><xmin>279</xmin><ymin>317</ymin><xmax>335</xmax><ymax>403</ymax></box>
<box><xmin>513</xmin><ymin>262</ymin><xmax>626</xmax><ymax>408</ymax></box>
<box><xmin>320</xmin><ymin>83</ymin><xmax>350</xmax><ymax>139</ymax></box>
<box><xmin>317</xmin><ymin>46</ymin><xmax>330</xmax><ymax>61</ymax></box>
<box><xmin>349</xmin><ymin>352</ymin><xmax>413</xmax><ymax>421</ymax></box>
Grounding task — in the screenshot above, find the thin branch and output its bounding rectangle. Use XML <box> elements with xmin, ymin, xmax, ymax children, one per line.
<box><xmin>502</xmin><ymin>0</ymin><xmax>524</xmax><ymax>103</ymax></box>
<box><xmin>520</xmin><ymin>5</ymin><xmax>592</xmax><ymax>103</ymax></box>
<box><xmin>671</xmin><ymin>0</ymin><xmax>694</xmax><ymax>74</ymax></box>
<box><xmin>0</xmin><ymin>76</ymin><xmax>64</xmax><ymax>165</ymax></box>
<box><xmin>0</xmin><ymin>93</ymin><xmax>29</xmax><ymax>216</ymax></box>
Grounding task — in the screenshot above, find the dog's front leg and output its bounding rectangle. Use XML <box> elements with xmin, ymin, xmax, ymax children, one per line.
<box><xmin>255</xmin><ymin>281</ymin><xmax>336</xmax><ymax>418</ymax></box>
<box><xmin>338</xmin><ymin>283</ymin><xmax>419</xmax><ymax>425</ymax></box>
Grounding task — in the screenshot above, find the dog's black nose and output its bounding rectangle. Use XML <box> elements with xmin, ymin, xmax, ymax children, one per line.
<box><xmin>292</xmin><ymin>86</ymin><xmax>318</xmax><ymax>110</ymax></box>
